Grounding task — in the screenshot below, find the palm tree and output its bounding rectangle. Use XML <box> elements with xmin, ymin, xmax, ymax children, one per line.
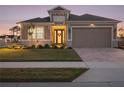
<box><xmin>9</xmin><ymin>26</ymin><xmax>20</xmax><ymax>43</ymax></box>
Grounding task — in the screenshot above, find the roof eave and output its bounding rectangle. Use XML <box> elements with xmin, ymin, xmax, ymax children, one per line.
<box><xmin>67</xmin><ymin>20</ymin><xmax>121</xmax><ymax>23</ymax></box>
<box><xmin>16</xmin><ymin>22</ymin><xmax>52</xmax><ymax>24</ymax></box>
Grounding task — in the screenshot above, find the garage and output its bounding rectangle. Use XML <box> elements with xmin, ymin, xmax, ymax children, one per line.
<box><xmin>72</xmin><ymin>27</ymin><xmax>112</xmax><ymax>48</ymax></box>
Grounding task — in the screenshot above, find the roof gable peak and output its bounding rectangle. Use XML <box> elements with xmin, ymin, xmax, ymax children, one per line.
<box><xmin>48</xmin><ymin>6</ymin><xmax>70</xmax><ymax>11</ymax></box>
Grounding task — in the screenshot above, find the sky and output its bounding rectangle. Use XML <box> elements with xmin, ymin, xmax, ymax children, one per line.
<box><xmin>0</xmin><ymin>5</ymin><xmax>124</xmax><ymax>35</ymax></box>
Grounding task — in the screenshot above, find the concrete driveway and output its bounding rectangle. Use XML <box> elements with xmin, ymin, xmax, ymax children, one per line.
<box><xmin>75</xmin><ymin>48</ymin><xmax>124</xmax><ymax>62</ymax></box>
<box><xmin>73</xmin><ymin>48</ymin><xmax>124</xmax><ymax>86</ymax></box>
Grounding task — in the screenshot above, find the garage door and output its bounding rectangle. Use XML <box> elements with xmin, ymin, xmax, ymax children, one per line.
<box><xmin>72</xmin><ymin>27</ymin><xmax>112</xmax><ymax>48</ymax></box>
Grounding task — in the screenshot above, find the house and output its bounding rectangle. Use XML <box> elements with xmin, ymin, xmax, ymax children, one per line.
<box><xmin>17</xmin><ymin>6</ymin><xmax>121</xmax><ymax>48</ymax></box>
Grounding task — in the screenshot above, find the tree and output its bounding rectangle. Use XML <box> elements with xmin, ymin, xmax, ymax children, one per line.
<box><xmin>118</xmin><ymin>27</ymin><xmax>124</xmax><ymax>38</ymax></box>
<box><xmin>9</xmin><ymin>26</ymin><xmax>20</xmax><ymax>43</ymax></box>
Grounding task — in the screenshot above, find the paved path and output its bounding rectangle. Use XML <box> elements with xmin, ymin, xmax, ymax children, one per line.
<box><xmin>1</xmin><ymin>82</ymin><xmax>124</xmax><ymax>87</ymax></box>
<box><xmin>0</xmin><ymin>62</ymin><xmax>87</xmax><ymax>68</ymax></box>
<box><xmin>75</xmin><ymin>48</ymin><xmax>124</xmax><ymax>62</ymax></box>
<box><xmin>73</xmin><ymin>68</ymin><xmax>124</xmax><ymax>82</ymax></box>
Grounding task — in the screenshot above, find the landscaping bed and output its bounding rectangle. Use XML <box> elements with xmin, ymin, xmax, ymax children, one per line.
<box><xmin>0</xmin><ymin>68</ymin><xmax>88</xmax><ymax>82</ymax></box>
<box><xmin>0</xmin><ymin>48</ymin><xmax>82</xmax><ymax>62</ymax></box>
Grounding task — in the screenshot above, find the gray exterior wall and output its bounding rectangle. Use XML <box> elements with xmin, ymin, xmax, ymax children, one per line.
<box><xmin>20</xmin><ymin>21</ymin><xmax>118</xmax><ymax>47</ymax></box>
<box><xmin>66</xmin><ymin>22</ymin><xmax>118</xmax><ymax>47</ymax></box>
<box><xmin>44</xmin><ymin>25</ymin><xmax>50</xmax><ymax>40</ymax></box>
<box><xmin>68</xmin><ymin>22</ymin><xmax>117</xmax><ymax>38</ymax></box>
<box><xmin>21</xmin><ymin>24</ymin><xmax>28</xmax><ymax>40</ymax></box>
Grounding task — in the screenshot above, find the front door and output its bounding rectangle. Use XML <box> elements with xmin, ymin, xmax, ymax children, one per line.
<box><xmin>54</xmin><ymin>29</ymin><xmax>64</xmax><ymax>45</ymax></box>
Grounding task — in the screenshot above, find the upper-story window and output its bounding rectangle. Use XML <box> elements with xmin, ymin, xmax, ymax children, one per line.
<box><xmin>53</xmin><ymin>15</ymin><xmax>65</xmax><ymax>22</ymax></box>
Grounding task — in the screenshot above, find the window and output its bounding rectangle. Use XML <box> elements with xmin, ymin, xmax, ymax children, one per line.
<box><xmin>53</xmin><ymin>16</ymin><xmax>65</xmax><ymax>22</ymax></box>
<box><xmin>31</xmin><ymin>27</ymin><xmax>44</xmax><ymax>39</ymax></box>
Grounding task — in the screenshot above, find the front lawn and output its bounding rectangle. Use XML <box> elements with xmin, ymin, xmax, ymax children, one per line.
<box><xmin>0</xmin><ymin>48</ymin><xmax>82</xmax><ymax>62</ymax></box>
<box><xmin>0</xmin><ymin>68</ymin><xmax>88</xmax><ymax>82</ymax></box>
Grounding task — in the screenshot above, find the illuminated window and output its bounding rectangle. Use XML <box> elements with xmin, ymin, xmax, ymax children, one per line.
<box><xmin>32</xmin><ymin>27</ymin><xmax>44</xmax><ymax>39</ymax></box>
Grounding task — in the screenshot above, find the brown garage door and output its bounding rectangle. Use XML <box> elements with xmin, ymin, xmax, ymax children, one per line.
<box><xmin>72</xmin><ymin>27</ymin><xmax>112</xmax><ymax>48</ymax></box>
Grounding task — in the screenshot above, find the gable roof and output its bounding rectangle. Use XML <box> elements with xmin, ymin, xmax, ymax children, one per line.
<box><xmin>48</xmin><ymin>6</ymin><xmax>70</xmax><ymax>12</ymax></box>
<box><xmin>69</xmin><ymin>14</ymin><xmax>121</xmax><ymax>22</ymax></box>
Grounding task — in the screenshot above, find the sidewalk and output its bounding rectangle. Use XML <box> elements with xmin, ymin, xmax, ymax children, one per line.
<box><xmin>1</xmin><ymin>61</ymin><xmax>124</xmax><ymax>87</ymax></box>
<box><xmin>0</xmin><ymin>62</ymin><xmax>87</xmax><ymax>68</ymax></box>
<box><xmin>72</xmin><ymin>62</ymin><xmax>124</xmax><ymax>87</ymax></box>
<box><xmin>1</xmin><ymin>82</ymin><xmax>124</xmax><ymax>87</ymax></box>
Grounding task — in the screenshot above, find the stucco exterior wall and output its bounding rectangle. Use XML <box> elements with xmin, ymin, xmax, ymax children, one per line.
<box><xmin>44</xmin><ymin>25</ymin><xmax>50</xmax><ymax>40</ymax></box>
<box><xmin>21</xmin><ymin>24</ymin><xmax>28</xmax><ymax>40</ymax></box>
<box><xmin>68</xmin><ymin>22</ymin><xmax>117</xmax><ymax>39</ymax></box>
<box><xmin>21</xmin><ymin>40</ymin><xmax>51</xmax><ymax>46</ymax></box>
<box><xmin>67</xmin><ymin>22</ymin><xmax>118</xmax><ymax>47</ymax></box>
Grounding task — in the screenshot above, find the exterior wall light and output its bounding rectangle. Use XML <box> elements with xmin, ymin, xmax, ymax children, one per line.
<box><xmin>90</xmin><ymin>24</ymin><xmax>95</xmax><ymax>27</ymax></box>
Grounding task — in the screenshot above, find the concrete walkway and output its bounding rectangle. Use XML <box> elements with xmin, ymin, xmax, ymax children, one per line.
<box><xmin>73</xmin><ymin>68</ymin><xmax>124</xmax><ymax>81</ymax></box>
<box><xmin>0</xmin><ymin>82</ymin><xmax>112</xmax><ymax>87</ymax></box>
<box><xmin>71</xmin><ymin>62</ymin><xmax>124</xmax><ymax>87</ymax></box>
<box><xmin>1</xmin><ymin>82</ymin><xmax>124</xmax><ymax>87</ymax></box>
<box><xmin>0</xmin><ymin>62</ymin><xmax>87</xmax><ymax>68</ymax></box>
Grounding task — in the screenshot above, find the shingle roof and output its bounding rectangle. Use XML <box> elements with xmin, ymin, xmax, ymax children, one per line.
<box><xmin>18</xmin><ymin>13</ymin><xmax>120</xmax><ymax>23</ymax></box>
<box><xmin>69</xmin><ymin>13</ymin><xmax>120</xmax><ymax>22</ymax></box>
<box><xmin>52</xmin><ymin>6</ymin><xmax>66</xmax><ymax>10</ymax></box>
<box><xmin>18</xmin><ymin>16</ymin><xmax>50</xmax><ymax>23</ymax></box>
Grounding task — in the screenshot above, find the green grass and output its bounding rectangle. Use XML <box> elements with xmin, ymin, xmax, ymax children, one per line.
<box><xmin>0</xmin><ymin>48</ymin><xmax>82</xmax><ymax>62</ymax></box>
<box><xmin>0</xmin><ymin>68</ymin><xmax>88</xmax><ymax>82</ymax></box>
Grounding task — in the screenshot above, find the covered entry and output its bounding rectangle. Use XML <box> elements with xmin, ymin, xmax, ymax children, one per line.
<box><xmin>51</xmin><ymin>25</ymin><xmax>67</xmax><ymax>47</ymax></box>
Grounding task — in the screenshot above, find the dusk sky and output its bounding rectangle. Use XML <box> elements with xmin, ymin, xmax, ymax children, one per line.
<box><xmin>0</xmin><ymin>5</ymin><xmax>124</xmax><ymax>35</ymax></box>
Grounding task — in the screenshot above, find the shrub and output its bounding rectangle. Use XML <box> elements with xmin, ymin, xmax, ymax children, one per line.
<box><xmin>67</xmin><ymin>47</ymin><xmax>72</xmax><ymax>49</ymax></box>
<box><xmin>44</xmin><ymin>44</ymin><xmax>50</xmax><ymax>49</ymax></box>
<box><xmin>60</xmin><ymin>46</ymin><xmax>65</xmax><ymax>49</ymax></box>
<box><xmin>37</xmin><ymin>45</ymin><xmax>43</xmax><ymax>49</ymax></box>
<box><xmin>53</xmin><ymin>45</ymin><xmax>58</xmax><ymax>49</ymax></box>
<box><xmin>30</xmin><ymin>45</ymin><xmax>35</xmax><ymax>49</ymax></box>
<box><xmin>59</xmin><ymin>44</ymin><xmax>66</xmax><ymax>49</ymax></box>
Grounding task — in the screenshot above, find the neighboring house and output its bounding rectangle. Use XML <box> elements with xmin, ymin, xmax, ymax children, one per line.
<box><xmin>0</xmin><ymin>35</ymin><xmax>14</xmax><ymax>46</ymax></box>
<box><xmin>17</xmin><ymin>6</ymin><xmax>121</xmax><ymax>48</ymax></box>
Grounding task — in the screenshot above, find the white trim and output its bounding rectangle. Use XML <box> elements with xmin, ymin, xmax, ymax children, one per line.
<box><xmin>68</xmin><ymin>22</ymin><xmax>117</xmax><ymax>25</ymax></box>
<box><xmin>21</xmin><ymin>39</ymin><xmax>51</xmax><ymax>41</ymax></box>
<box><xmin>18</xmin><ymin>22</ymin><xmax>53</xmax><ymax>24</ymax></box>
<box><xmin>71</xmin><ymin>26</ymin><xmax>114</xmax><ymax>48</ymax></box>
<box><xmin>68</xmin><ymin>21</ymin><xmax>120</xmax><ymax>23</ymax></box>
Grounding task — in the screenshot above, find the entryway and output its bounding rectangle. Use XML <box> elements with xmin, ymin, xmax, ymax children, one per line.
<box><xmin>54</xmin><ymin>29</ymin><xmax>65</xmax><ymax>46</ymax></box>
<box><xmin>52</xmin><ymin>25</ymin><xmax>66</xmax><ymax>47</ymax></box>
